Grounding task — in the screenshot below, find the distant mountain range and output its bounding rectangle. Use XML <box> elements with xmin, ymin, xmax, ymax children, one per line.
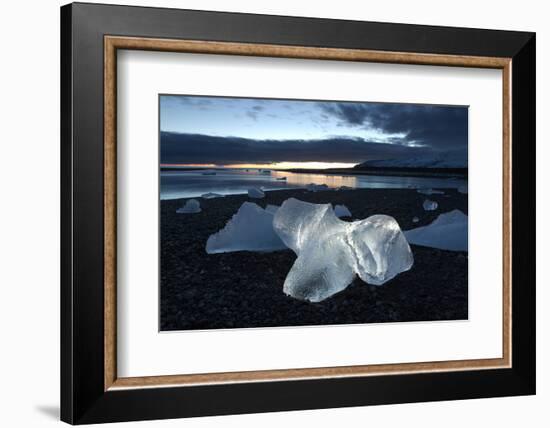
<box><xmin>356</xmin><ymin>155</ymin><xmax>467</xmax><ymax>169</ymax></box>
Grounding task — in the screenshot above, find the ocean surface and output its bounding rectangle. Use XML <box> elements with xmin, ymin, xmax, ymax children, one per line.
<box><xmin>160</xmin><ymin>168</ymin><xmax>467</xmax><ymax>200</ymax></box>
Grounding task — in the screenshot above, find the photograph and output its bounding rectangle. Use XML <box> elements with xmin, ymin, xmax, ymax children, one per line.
<box><xmin>53</xmin><ymin>2</ymin><xmax>537</xmax><ymax>424</ymax></box>
<box><xmin>159</xmin><ymin>95</ymin><xmax>469</xmax><ymax>331</ymax></box>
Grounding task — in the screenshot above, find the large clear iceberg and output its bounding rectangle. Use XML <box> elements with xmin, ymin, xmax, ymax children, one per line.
<box><xmin>176</xmin><ymin>199</ymin><xmax>201</xmax><ymax>214</ymax></box>
<box><xmin>273</xmin><ymin>198</ymin><xmax>413</xmax><ymax>302</ymax></box>
<box><xmin>265</xmin><ymin>204</ymin><xmax>280</xmax><ymax>214</ymax></box>
<box><xmin>405</xmin><ymin>209</ymin><xmax>468</xmax><ymax>251</ymax></box>
<box><xmin>206</xmin><ymin>202</ymin><xmax>285</xmax><ymax>253</ymax></box>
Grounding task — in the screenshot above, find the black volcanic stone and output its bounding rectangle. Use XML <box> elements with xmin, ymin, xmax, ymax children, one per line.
<box><xmin>160</xmin><ymin>188</ymin><xmax>468</xmax><ymax>331</ymax></box>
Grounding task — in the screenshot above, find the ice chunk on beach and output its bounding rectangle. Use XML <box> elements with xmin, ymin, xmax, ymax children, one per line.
<box><xmin>273</xmin><ymin>199</ymin><xmax>354</xmax><ymax>301</ymax></box>
<box><xmin>273</xmin><ymin>198</ymin><xmax>413</xmax><ymax>302</ymax></box>
<box><xmin>265</xmin><ymin>204</ymin><xmax>280</xmax><ymax>214</ymax></box>
<box><xmin>273</xmin><ymin>199</ymin><xmax>337</xmax><ymax>253</ymax></box>
<box><xmin>348</xmin><ymin>215</ymin><xmax>414</xmax><ymax>286</ymax></box>
<box><xmin>248</xmin><ymin>187</ymin><xmax>265</xmax><ymax>199</ymax></box>
<box><xmin>405</xmin><ymin>209</ymin><xmax>468</xmax><ymax>251</ymax></box>
<box><xmin>423</xmin><ymin>199</ymin><xmax>438</xmax><ymax>211</ymax></box>
<box><xmin>176</xmin><ymin>199</ymin><xmax>201</xmax><ymax>214</ymax></box>
<box><xmin>458</xmin><ymin>185</ymin><xmax>468</xmax><ymax>194</ymax></box>
<box><xmin>417</xmin><ymin>188</ymin><xmax>444</xmax><ymax>195</ymax></box>
<box><xmin>201</xmin><ymin>192</ymin><xmax>224</xmax><ymax>199</ymax></box>
<box><xmin>412</xmin><ymin>216</ymin><xmax>420</xmax><ymax>223</ymax></box>
<box><xmin>334</xmin><ymin>204</ymin><xmax>352</xmax><ymax>218</ymax></box>
<box><xmin>282</xmin><ymin>233</ymin><xmax>357</xmax><ymax>302</ymax></box>
<box><xmin>206</xmin><ymin>202</ymin><xmax>285</xmax><ymax>253</ymax></box>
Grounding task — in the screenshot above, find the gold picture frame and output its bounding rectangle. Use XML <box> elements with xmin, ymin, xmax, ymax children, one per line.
<box><xmin>103</xmin><ymin>36</ymin><xmax>512</xmax><ymax>391</ymax></box>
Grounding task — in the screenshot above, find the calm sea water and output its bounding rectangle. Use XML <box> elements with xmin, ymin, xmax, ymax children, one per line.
<box><xmin>160</xmin><ymin>168</ymin><xmax>467</xmax><ymax>200</ymax></box>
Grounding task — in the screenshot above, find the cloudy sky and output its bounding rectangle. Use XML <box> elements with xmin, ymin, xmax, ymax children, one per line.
<box><xmin>160</xmin><ymin>95</ymin><xmax>468</xmax><ymax>168</ymax></box>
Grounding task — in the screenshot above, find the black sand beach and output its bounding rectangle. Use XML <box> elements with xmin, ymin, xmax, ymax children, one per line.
<box><xmin>160</xmin><ymin>188</ymin><xmax>468</xmax><ymax>331</ymax></box>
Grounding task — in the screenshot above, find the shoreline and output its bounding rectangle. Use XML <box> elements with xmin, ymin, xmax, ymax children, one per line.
<box><xmin>275</xmin><ymin>167</ymin><xmax>468</xmax><ymax>179</ymax></box>
<box><xmin>160</xmin><ymin>187</ymin><xmax>468</xmax><ymax>331</ymax></box>
<box><xmin>161</xmin><ymin>166</ymin><xmax>468</xmax><ymax>179</ymax></box>
<box><xmin>161</xmin><ymin>182</ymin><xmax>468</xmax><ymax>201</ymax></box>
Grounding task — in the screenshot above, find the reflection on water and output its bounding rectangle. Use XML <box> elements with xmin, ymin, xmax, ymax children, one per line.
<box><xmin>160</xmin><ymin>168</ymin><xmax>467</xmax><ymax>200</ymax></box>
<box><xmin>270</xmin><ymin>170</ymin><xmax>359</xmax><ymax>188</ymax></box>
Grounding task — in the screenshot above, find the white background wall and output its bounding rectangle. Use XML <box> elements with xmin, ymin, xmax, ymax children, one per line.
<box><xmin>0</xmin><ymin>0</ymin><xmax>546</xmax><ymax>426</ymax></box>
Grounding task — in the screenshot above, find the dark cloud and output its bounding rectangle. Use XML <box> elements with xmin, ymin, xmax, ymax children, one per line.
<box><xmin>163</xmin><ymin>95</ymin><xmax>212</xmax><ymax>107</ymax></box>
<box><xmin>319</xmin><ymin>102</ymin><xmax>468</xmax><ymax>150</ymax></box>
<box><xmin>245</xmin><ymin>105</ymin><xmax>265</xmax><ymax>121</ymax></box>
<box><xmin>160</xmin><ymin>132</ymin><xmax>437</xmax><ymax>165</ymax></box>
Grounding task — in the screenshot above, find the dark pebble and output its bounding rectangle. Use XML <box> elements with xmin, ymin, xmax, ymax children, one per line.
<box><xmin>160</xmin><ymin>188</ymin><xmax>468</xmax><ymax>331</ymax></box>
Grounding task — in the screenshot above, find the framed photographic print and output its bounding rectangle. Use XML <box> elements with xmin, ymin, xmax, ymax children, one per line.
<box><xmin>60</xmin><ymin>2</ymin><xmax>536</xmax><ymax>424</ymax></box>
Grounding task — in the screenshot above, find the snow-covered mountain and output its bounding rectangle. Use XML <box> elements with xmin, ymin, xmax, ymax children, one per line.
<box><xmin>356</xmin><ymin>155</ymin><xmax>467</xmax><ymax>169</ymax></box>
